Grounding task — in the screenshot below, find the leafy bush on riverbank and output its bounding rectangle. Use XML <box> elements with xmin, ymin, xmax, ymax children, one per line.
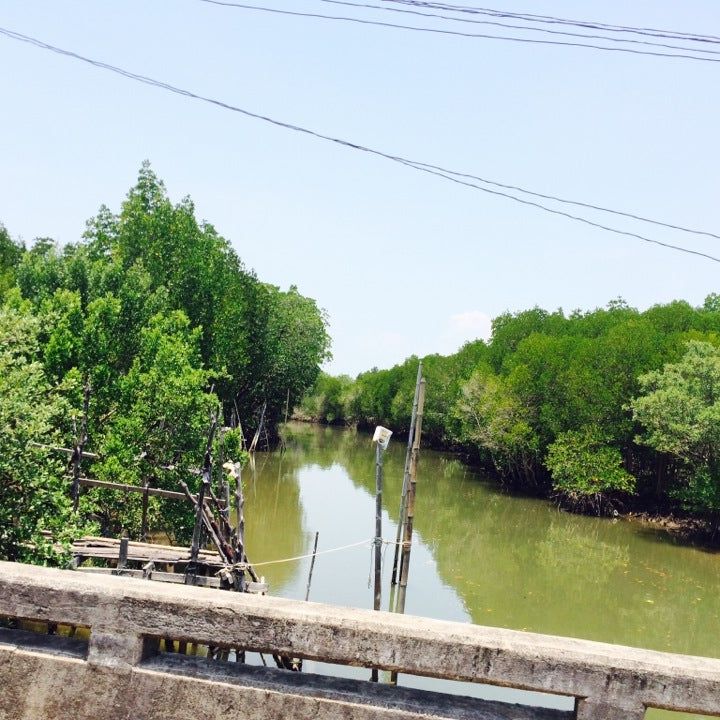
<box><xmin>0</xmin><ymin>164</ymin><xmax>330</xmax><ymax>558</ymax></box>
<box><xmin>301</xmin><ymin>298</ymin><xmax>720</xmax><ymax>520</ymax></box>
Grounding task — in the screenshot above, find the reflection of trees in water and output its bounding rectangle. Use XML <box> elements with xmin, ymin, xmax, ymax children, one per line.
<box><xmin>240</xmin><ymin>448</ymin><xmax>307</xmax><ymax>593</ymax></box>
<box><xmin>284</xmin><ymin>423</ymin><xmax>720</xmax><ymax>659</ymax></box>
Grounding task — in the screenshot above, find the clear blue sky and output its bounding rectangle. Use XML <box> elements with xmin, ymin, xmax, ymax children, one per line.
<box><xmin>1</xmin><ymin>1</ymin><xmax>719</xmax><ymax>375</ymax></box>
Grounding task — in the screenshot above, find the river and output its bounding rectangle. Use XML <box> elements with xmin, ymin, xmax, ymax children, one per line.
<box><xmin>240</xmin><ymin>423</ymin><xmax>719</xmax><ymax>718</ymax></box>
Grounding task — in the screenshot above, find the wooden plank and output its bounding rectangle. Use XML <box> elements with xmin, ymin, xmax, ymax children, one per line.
<box><xmin>76</xmin><ymin>567</ymin><xmax>223</xmax><ymax>588</ymax></box>
<box><xmin>74</xmin><ymin>548</ymin><xmax>224</xmax><ymax>568</ymax></box>
<box><xmin>73</xmin><ymin>536</ymin><xmax>217</xmax><ymax>556</ymax></box>
<box><xmin>72</xmin><ymin>537</ymin><xmax>224</xmax><ymax>568</ymax></box>
<box><xmin>77</xmin><ymin>477</ymin><xmax>224</xmax><ymax>505</ymax></box>
<box><xmin>75</xmin><ymin>568</ymin><xmax>270</xmax><ymax>593</ymax></box>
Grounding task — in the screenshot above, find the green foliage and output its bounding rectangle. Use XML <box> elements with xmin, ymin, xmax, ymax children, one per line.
<box><xmin>453</xmin><ymin>366</ymin><xmax>540</xmax><ymax>487</ymax></box>
<box><xmin>219</xmin><ymin>427</ymin><xmax>247</xmax><ymax>465</ymax></box>
<box><xmin>631</xmin><ymin>341</ymin><xmax>720</xmax><ymax>518</ymax></box>
<box><xmin>0</xmin><ymin>163</ymin><xmax>330</xmax><ymax>556</ymax></box>
<box><xmin>302</xmin><ymin>295</ymin><xmax>720</xmax><ymax>522</ymax></box>
<box><xmin>0</xmin><ymin>223</ymin><xmax>24</xmax><ymax>296</ymax></box>
<box><xmin>546</xmin><ymin>427</ymin><xmax>635</xmax><ymax>514</ymax></box>
<box><xmin>0</xmin><ymin>307</ymin><xmax>95</xmax><ymax>563</ymax></box>
<box><xmin>298</xmin><ymin>372</ymin><xmax>354</xmax><ymax>424</ymax></box>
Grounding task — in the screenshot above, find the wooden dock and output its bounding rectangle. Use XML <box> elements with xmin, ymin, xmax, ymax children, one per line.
<box><xmin>71</xmin><ymin>536</ymin><xmax>268</xmax><ymax>593</ymax></box>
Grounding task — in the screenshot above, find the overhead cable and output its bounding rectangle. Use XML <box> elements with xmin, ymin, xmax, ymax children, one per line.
<box><xmin>197</xmin><ymin>0</ymin><xmax>720</xmax><ymax>64</ymax></box>
<box><xmin>316</xmin><ymin>0</ymin><xmax>720</xmax><ymax>57</ymax></box>
<box><xmin>386</xmin><ymin>1</ymin><xmax>720</xmax><ymax>45</ymax></box>
<box><xmin>1</xmin><ymin>25</ymin><xmax>717</xmax><ymax>264</ymax></box>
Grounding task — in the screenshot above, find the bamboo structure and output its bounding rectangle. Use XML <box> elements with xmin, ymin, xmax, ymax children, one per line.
<box><xmin>304</xmin><ymin>531</ymin><xmax>319</xmax><ymax>602</ymax></box>
<box><xmin>391</xmin><ymin>361</ymin><xmax>423</xmax><ymax>586</ymax></box>
<box><xmin>70</xmin><ymin>382</ymin><xmax>91</xmax><ymax>512</ymax></box>
<box><xmin>249</xmin><ymin>401</ymin><xmax>267</xmax><ymax>453</ymax></box>
<box><xmin>390</xmin><ymin>378</ymin><xmax>425</xmax><ymax>684</ymax></box>
<box><xmin>186</xmin><ymin>417</ymin><xmax>218</xmax><ymax>578</ymax></box>
<box><xmin>370</xmin><ymin>433</ymin><xmax>388</xmax><ymax>683</ymax></box>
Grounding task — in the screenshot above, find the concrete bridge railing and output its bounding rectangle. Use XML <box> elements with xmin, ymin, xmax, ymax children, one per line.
<box><xmin>0</xmin><ymin>561</ymin><xmax>718</xmax><ymax>720</ymax></box>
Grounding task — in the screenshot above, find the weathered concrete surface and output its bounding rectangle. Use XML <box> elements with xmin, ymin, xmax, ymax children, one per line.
<box><xmin>0</xmin><ymin>639</ymin><xmax>570</xmax><ymax>720</ymax></box>
<box><xmin>0</xmin><ymin>561</ymin><xmax>719</xmax><ymax>718</ymax></box>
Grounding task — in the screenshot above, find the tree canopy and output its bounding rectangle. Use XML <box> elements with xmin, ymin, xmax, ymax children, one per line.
<box><xmin>302</xmin><ymin>298</ymin><xmax>720</xmax><ymax>521</ymax></box>
<box><xmin>0</xmin><ymin>163</ymin><xmax>330</xmax><ymax>556</ymax></box>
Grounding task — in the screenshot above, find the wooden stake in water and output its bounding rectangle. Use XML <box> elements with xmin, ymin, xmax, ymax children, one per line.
<box><xmin>371</xmin><ymin>439</ymin><xmax>383</xmax><ymax>683</ymax></box>
<box><xmin>391</xmin><ymin>361</ymin><xmax>422</xmax><ymax>586</ymax></box>
<box><xmin>233</xmin><ymin>460</ymin><xmax>245</xmax><ymax>590</ymax></box>
<box><xmin>370</xmin><ymin>426</ymin><xmax>391</xmax><ymax>682</ymax></box>
<box><xmin>305</xmin><ymin>531</ymin><xmax>320</xmax><ymax>602</ymax></box>
<box><xmin>390</xmin><ymin>379</ymin><xmax>425</xmax><ymax>685</ymax></box>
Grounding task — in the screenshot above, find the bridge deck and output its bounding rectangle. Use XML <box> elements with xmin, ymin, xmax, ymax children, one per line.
<box><xmin>0</xmin><ymin>561</ymin><xmax>718</xmax><ymax>720</ymax></box>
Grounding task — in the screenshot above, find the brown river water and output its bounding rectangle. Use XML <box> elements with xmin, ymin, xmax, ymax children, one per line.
<box><xmin>238</xmin><ymin>423</ymin><xmax>720</xmax><ymax>718</ymax></box>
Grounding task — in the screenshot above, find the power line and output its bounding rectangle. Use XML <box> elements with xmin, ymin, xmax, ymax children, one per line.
<box><xmin>316</xmin><ymin>0</ymin><xmax>720</xmax><ymax>57</ymax></box>
<box><xmin>1</xmin><ymin>25</ymin><xmax>718</xmax><ymax>264</ymax></box>
<box><xmin>406</xmin><ymin>161</ymin><xmax>720</xmax><ymax>241</ymax></box>
<box><xmin>387</xmin><ymin>1</ymin><xmax>720</xmax><ymax>45</ymax></box>
<box><xmin>396</xmin><ymin>159</ymin><xmax>720</xmax><ymax>263</ymax></box>
<box><xmin>197</xmin><ymin>0</ymin><xmax>720</xmax><ymax>64</ymax></box>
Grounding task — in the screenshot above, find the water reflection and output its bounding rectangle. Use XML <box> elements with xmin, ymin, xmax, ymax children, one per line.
<box><xmin>243</xmin><ymin>451</ymin><xmax>308</xmax><ymax>591</ymax></box>
<box><xmin>239</xmin><ymin>423</ymin><xmax>720</xmax><ymax>719</ymax></box>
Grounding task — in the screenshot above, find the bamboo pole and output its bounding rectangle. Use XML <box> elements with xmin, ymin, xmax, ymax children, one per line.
<box><xmin>234</xmin><ymin>461</ymin><xmax>245</xmax><ymax>589</ymax></box>
<box><xmin>249</xmin><ymin>401</ymin><xmax>267</xmax><ymax>453</ymax></box>
<box><xmin>71</xmin><ymin>382</ymin><xmax>91</xmax><ymax>512</ymax></box>
<box><xmin>304</xmin><ymin>531</ymin><xmax>319</xmax><ymax>602</ymax></box>
<box><xmin>218</xmin><ymin>425</ymin><xmax>231</xmax><ymax>524</ymax></box>
<box><xmin>140</xmin><ymin>480</ymin><xmax>150</xmax><ymax>542</ymax></box>
<box><xmin>371</xmin><ymin>439</ymin><xmax>384</xmax><ymax>683</ymax></box>
<box><xmin>390</xmin><ymin>378</ymin><xmax>425</xmax><ymax>685</ymax></box>
<box><xmin>186</xmin><ymin>417</ymin><xmax>217</xmax><ymax>580</ymax></box>
<box><xmin>76</xmin><ymin>477</ymin><xmax>222</xmax><ymax>505</ymax></box>
<box><xmin>391</xmin><ymin>361</ymin><xmax>422</xmax><ymax>586</ymax></box>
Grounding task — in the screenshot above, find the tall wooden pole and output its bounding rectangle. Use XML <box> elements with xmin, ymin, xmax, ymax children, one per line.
<box><xmin>371</xmin><ymin>439</ymin><xmax>384</xmax><ymax>682</ymax></box>
<box><xmin>71</xmin><ymin>381</ymin><xmax>91</xmax><ymax>512</ymax></box>
<box><xmin>186</xmin><ymin>416</ymin><xmax>217</xmax><ymax>582</ymax></box>
<box><xmin>234</xmin><ymin>461</ymin><xmax>245</xmax><ymax>590</ymax></box>
<box><xmin>390</xmin><ymin>378</ymin><xmax>425</xmax><ymax>684</ymax></box>
<box><xmin>391</xmin><ymin>361</ymin><xmax>422</xmax><ymax>586</ymax></box>
<box><xmin>304</xmin><ymin>531</ymin><xmax>320</xmax><ymax>602</ymax></box>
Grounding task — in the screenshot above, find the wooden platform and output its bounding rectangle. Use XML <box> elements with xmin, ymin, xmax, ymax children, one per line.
<box><xmin>71</xmin><ymin>536</ymin><xmax>268</xmax><ymax>593</ymax></box>
<box><xmin>72</xmin><ymin>536</ymin><xmax>225</xmax><ymax>569</ymax></box>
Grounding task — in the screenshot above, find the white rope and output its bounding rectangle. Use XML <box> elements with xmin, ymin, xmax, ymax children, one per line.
<box><xmin>248</xmin><ymin>537</ymin><xmax>413</xmax><ymax>568</ymax></box>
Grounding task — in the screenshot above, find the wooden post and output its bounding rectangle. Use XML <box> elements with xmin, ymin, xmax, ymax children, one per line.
<box><xmin>249</xmin><ymin>401</ymin><xmax>267</xmax><ymax>453</ymax></box>
<box><xmin>140</xmin><ymin>480</ymin><xmax>150</xmax><ymax>542</ymax></box>
<box><xmin>390</xmin><ymin>378</ymin><xmax>425</xmax><ymax>685</ymax></box>
<box><xmin>71</xmin><ymin>381</ymin><xmax>91</xmax><ymax>512</ymax></box>
<box><xmin>116</xmin><ymin>531</ymin><xmax>129</xmax><ymax>574</ymax></box>
<box><xmin>391</xmin><ymin>361</ymin><xmax>422</xmax><ymax>586</ymax></box>
<box><xmin>234</xmin><ymin>461</ymin><xmax>246</xmax><ymax>591</ymax></box>
<box><xmin>186</xmin><ymin>416</ymin><xmax>217</xmax><ymax>581</ymax></box>
<box><xmin>371</xmin><ymin>439</ymin><xmax>384</xmax><ymax>683</ymax></box>
<box><xmin>218</xmin><ymin>425</ymin><xmax>230</xmax><ymax>525</ymax></box>
<box><xmin>304</xmin><ymin>531</ymin><xmax>319</xmax><ymax>602</ymax></box>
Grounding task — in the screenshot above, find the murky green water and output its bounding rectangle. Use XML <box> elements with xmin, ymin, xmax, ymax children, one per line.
<box><xmin>241</xmin><ymin>423</ymin><xmax>720</xmax><ymax>718</ymax></box>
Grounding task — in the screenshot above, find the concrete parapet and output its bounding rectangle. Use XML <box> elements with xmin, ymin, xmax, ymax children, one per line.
<box><xmin>0</xmin><ymin>561</ymin><xmax>718</xmax><ymax>719</ymax></box>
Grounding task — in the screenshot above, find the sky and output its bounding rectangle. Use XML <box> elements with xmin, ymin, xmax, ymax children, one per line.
<box><xmin>1</xmin><ymin>1</ymin><xmax>719</xmax><ymax>376</ymax></box>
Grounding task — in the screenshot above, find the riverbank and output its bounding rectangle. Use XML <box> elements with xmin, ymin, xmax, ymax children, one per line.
<box><xmin>290</xmin><ymin>417</ymin><xmax>720</xmax><ymax>548</ymax></box>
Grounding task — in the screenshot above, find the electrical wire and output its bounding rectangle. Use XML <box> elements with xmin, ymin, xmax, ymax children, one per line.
<box><xmin>1</xmin><ymin>25</ymin><xmax>717</xmax><ymax>263</ymax></box>
<box><xmin>315</xmin><ymin>0</ymin><xmax>720</xmax><ymax>57</ymax></box>
<box><xmin>386</xmin><ymin>1</ymin><xmax>720</xmax><ymax>45</ymax></box>
<box><xmin>395</xmin><ymin>159</ymin><xmax>720</xmax><ymax>263</ymax></box>
<box><xmin>406</xmin><ymin>161</ymin><xmax>720</xmax><ymax>241</ymax></box>
<box><xmin>197</xmin><ymin>0</ymin><xmax>720</xmax><ymax>64</ymax></box>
